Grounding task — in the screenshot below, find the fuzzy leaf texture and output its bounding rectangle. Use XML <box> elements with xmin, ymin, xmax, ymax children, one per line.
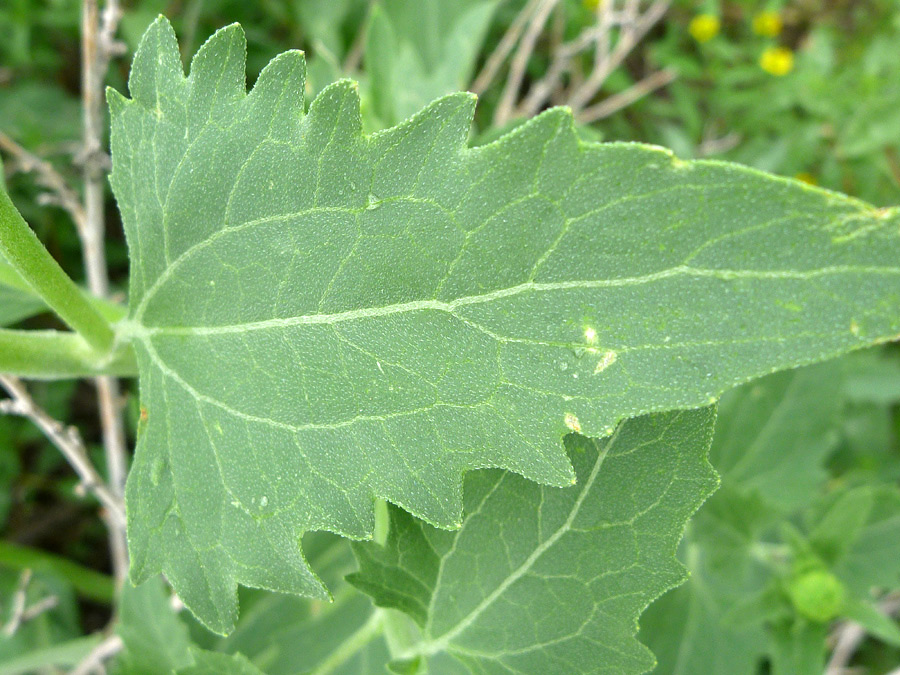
<box><xmin>109</xmin><ymin>18</ymin><xmax>900</xmax><ymax>633</ymax></box>
<box><xmin>349</xmin><ymin>408</ymin><xmax>718</xmax><ymax>674</ymax></box>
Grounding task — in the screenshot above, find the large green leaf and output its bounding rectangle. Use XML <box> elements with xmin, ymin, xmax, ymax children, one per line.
<box><xmin>348</xmin><ymin>408</ymin><xmax>718</xmax><ymax>673</ymax></box>
<box><xmin>110</xmin><ymin>18</ymin><xmax>900</xmax><ymax>633</ymax></box>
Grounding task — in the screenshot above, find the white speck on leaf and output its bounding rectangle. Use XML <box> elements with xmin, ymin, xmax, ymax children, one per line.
<box><xmin>594</xmin><ymin>350</ymin><xmax>617</xmax><ymax>374</ymax></box>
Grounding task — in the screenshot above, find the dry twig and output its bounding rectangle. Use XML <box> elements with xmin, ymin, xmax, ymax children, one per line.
<box><xmin>578</xmin><ymin>67</ymin><xmax>676</xmax><ymax>123</ymax></box>
<box><xmin>71</xmin><ymin>633</ymin><xmax>124</xmax><ymax>675</ymax></box>
<box><xmin>471</xmin><ymin>0</ymin><xmax>544</xmax><ymax>96</ymax></box>
<box><xmin>0</xmin><ymin>375</ymin><xmax>126</xmax><ymax>527</ymax></box>
<box><xmin>0</xmin><ymin>131</ymin><xmax>88</xmax><ymax>233</ymax></box>
<box><xmin>493</xmin><ymin>0</ymin><xmax>561</xmax><ymax>126</ymax></box>
<box><xmin>826</xmin><ymin>592</ymin><xmax>900</xmax><ymax>675</ymax></box>
<box><xmin>2</xmin><ymin>570</ymin><xmax>32</xmax><ymax>636</ymax></box>
<box><xmin>513</xmin><ymin>0</ymin><xmax>672</xmax><ymax>120</ymax></box>
<box><xmin>565</xmin><ymin>0</ymin><xmax>670</xmax><ymax>113</ymax></box>
<box><xmin>81</xmin><ymin>0</ymin><xmax>129</xmax><ymax>584</ymax></box>
<box><xmin>2</xmin><ymin>568</ymin><xmax>59</xmax><ymax>636</ymax></box>
<box><xmin>21</xmin><ymin>594</ymin><xmax>59</xmax><ymax>623</ymax></box>
<box><xmin>343</xmin><ymin>0</ymin><xmax>377</xmax><ymax>73</ymax></box>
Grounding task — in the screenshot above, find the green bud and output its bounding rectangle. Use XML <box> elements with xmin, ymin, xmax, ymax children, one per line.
<box><xmin>787</xmin><ymin>569</ymin><xmax>845</xmax><ymax>623</ymax></box>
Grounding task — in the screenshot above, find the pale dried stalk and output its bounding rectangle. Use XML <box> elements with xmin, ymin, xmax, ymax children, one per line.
<box><xmin>81</xmin><ymin>0</ymin><xmax>129</xmax><ymax>584</ymax></box>
<box><xmin>470</xmin><ymin>0</ymin><xmax>544</xmax><ymax>96</ymax></box>
<box><xmin>0</xmin><ymin>375</ymin><xmax>125</xmax><ymax>527</ymax></box>
<box><xmin>70</xmin><ymin>633</ymin><xmax>124</xmax><ymax>675</ymax></box>
<box><xmin>0</xmin><ymin>131</ymin><xmax>87</xmax><ymax>233</ymax></box>
<box><xmin>517</xmin><ymin>28</ymin><xmax>587</xmax><ymax>116</ymax></box>
<box><xmin>493</xmin><ymin>0</ymin><xmax>561</xmax><ymax>126</ymax></box>
<box><xmin>826</xmin><ymin>592</ymin><xmax>900</xmax><ymax>675</ymax></box>
<box><xmin>578</xmin><ymin>67</ymin><xmax>675</xmax><ymax>123</ymax></box>
<box><xmin>2</xmin><ymin>570</ymin><xmax>31</xmax><ymax>636</ymax></box>
<box><xmin>20</xmin><ymin>595</ymin><xmax>59</xmax><ymax>622</ymax></box>
<box><xmin>518</xmin><ymin>0</ymin><xmax>670</xmax><ymax>119</ymax></box>
<box><xmin>343</xmin><ymin>0</ymin><xmax>377</xmax><ymax>73</ymax></box>
<box><xmin>566</xmin><ymin>0</ymin><xmax>670</xmax><ymax>113</ymax></box>
<box><xmin>2</xmin><ymin>568</ymin><xmax>59</xmax><ymax>636</ymax></box>
<box><xmin>697</xmin><ymin>130</ymin><xmax>742</xmax><ymax>157</ymax></box>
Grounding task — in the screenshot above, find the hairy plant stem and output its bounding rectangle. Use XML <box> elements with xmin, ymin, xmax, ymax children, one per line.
<box><xmin>81</xmin><ymin>0</ymin><xmax>129</xmax><ymax>585</ymax></box>
<box><xmin>0</xmin><ymin>185</ymin><xmax>114</xmax><ymax>352</ymax></box>
<box><xmin>0</xmin><ymin>328</ymin><xmax>136</xmax><ymax>379</ymax></box>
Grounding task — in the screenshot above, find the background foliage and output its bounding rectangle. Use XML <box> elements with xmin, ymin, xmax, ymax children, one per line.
<box><xmin>1</xmin><ymin>0</ymin><xmax>898</xmax><ymax>673</ymax></box>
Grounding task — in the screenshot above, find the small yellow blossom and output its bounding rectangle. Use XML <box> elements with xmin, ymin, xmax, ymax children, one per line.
<box><xmin>752</xmin><ymin>11</ymin><xmax>783</xmax><ymax>37</ymax></box>
<box><xmin>689</xmin><ymin>14</ymin><xmax>721</xmax><ymax>43</ymax></box>
<box><xmin>582</xmin><ymin>0</ymin><xmax>602</xmax><ymax>10</ymax></box>
<box><xmin>759</xmin><ymin>46</ymin><xmax>794</xmax><ymax>76</ymax></box>
<box><xmin>795</xmin><ymin>172</ymin><xmax>817</xmax><ymax>185</ymax></box>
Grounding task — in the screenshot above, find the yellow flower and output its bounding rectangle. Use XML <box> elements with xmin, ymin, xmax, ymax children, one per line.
<box><xmin>583</xmin><ymin>0</ymin><xmax>600</xmax><ymax>10</ymax></box>
<box><xmin>759</xmin><ymin>46</ymin><xmax>794</xmax><ymax>76</ymax></box>
<box><xmin>752</xmin><ymin>11</ymin><xmax>783</xmax><ymax>37</ymax></box>
<box><xmin>689</xmin><ymin>14</ymin><xmax>721</xmax><ymax>43</ymax></box>
<box><xmin>795</xmin><ymin>172</ymin><xmax>817</xmax><ymax>185</ymax></box>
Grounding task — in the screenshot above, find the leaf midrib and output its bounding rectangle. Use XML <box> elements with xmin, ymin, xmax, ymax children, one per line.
<box><xmin>404</xmin><ymin>427</ymin><xmax>621</xmax><ymax>660</ymax></box>
<box><xmin>126</xmin><ymin>264</ymin><xmax>900</xmax><ymax>337</ymax></box>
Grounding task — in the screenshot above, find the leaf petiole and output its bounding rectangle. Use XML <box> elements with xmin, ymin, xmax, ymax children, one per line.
<box><xmin>0</xmin><ymin>328</ymin><xmax>137</xmax><ymax>379</ymax></box>
<box><xmin>0</xmin><ymin>184</ymin><xmax>115</xmax><ymax>353</ymax></box>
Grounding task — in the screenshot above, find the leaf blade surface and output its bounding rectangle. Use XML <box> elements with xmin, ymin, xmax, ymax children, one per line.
<box><xmin>110</xmin><ymin>18</ymin><xmax>900</xmax><ymax>632</ymax></box>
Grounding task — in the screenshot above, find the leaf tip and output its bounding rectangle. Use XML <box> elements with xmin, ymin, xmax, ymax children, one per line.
<box><xmin>106</xmin><ymin>85</ymin><xmax>129</xmax><ymax>116</ymax></box>
<box><xmin>188</xmin><ymin>22</ymin><xmax>248</xmax><ymax>98</ymax></box>
<box><xmin>250</xmin><ymin>49</ymin><xmax>307</xmax><ymax>117</ymax></box>
<box><xmin>129</xmin><ymin>14</ymin><xmax>184</xmax><ymax>107</ymax></box>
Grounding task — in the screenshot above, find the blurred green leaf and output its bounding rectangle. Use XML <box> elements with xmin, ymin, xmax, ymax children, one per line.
<box><xmin>208</xmin><ymin>534</ymin><xmax>390</xmax><ymax>675</ymax></box>
<box><xmin>767</xmin><ymin>619</ymin><xmax>828</xmax><ymax>675</ymax></box>
<box><xmin>712</xmin><ymin>361</ymin><xmax>844</xmax><ymax>512</ymax></box>
<box><xmin>115</xmin><ymin>577</ymin><xmax>193</xmax><ymax>674</ymax></box>
<box><xmin>177</xmin><ymin>649</ymin><xmax>265</xmax><ymax>675</ymax></box>
<box><xmin>0</xmin><ymin>635</ymin><xmax>102</xmax><ymax>675</ymax></box>
<box><xmin>365</xmin><ymin>0</ymin><xmax>500</xmax><ymax>125</ymax></box>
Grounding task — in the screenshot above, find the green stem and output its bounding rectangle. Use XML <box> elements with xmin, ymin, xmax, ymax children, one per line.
<box><xmin>374</xmin><ymin>498</ymin><xmax>390</xmax><ymax>545</ymax></box>
<box><xmin>0</xmin><ymin>541</ymin><xmax>114</xmax><ymax>603</ymax></box>
<box><xmin>0</xmin><ymin>186</ymin><xmax>114</xmax><ymax>352</ymax></box>
<box><xmin>0</xmin><ymin>260</ymin><xmax>127</xmax><ymax>324</ymax></box>
<box><xmin>0</xmin><ymin>329</ymin><xmax>137</xmax><ymax>379</ymax></box>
